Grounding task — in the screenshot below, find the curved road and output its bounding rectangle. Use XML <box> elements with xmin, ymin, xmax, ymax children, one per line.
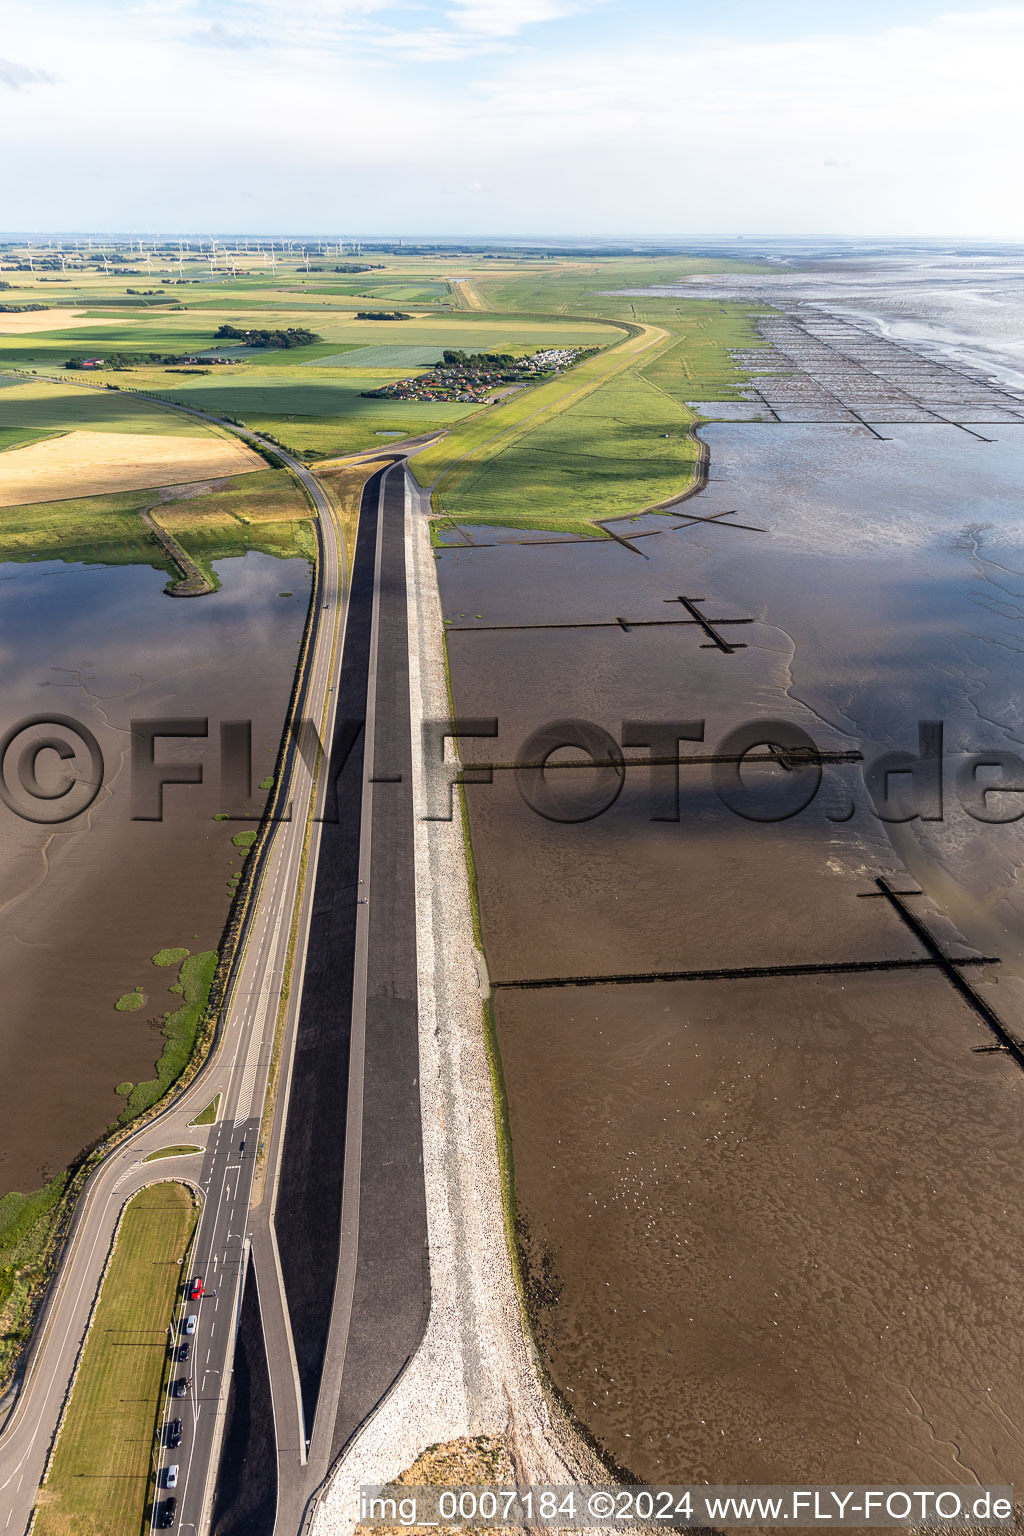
<box><xmin>0</xmin><ymin>403</ymin><xmax>355</xmax><ymax>1535</ymax></box>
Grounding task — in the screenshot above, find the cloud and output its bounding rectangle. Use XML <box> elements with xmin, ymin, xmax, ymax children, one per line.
<box><xmin>937</xmin><ymin>5</ymin><xmax>1024</xmax><ymax>27</ymax></box>
<box><xmin>1</xmin><ymin>1</ymin><xmax>1023</xmax><ymax>236</ymax></box>
<box><xmin>445</xmin><ymin>0</ymin><xmax>588</xmax><ymax>37</ymax></box>
<box><xmin>188</xmin><ymin>22</ymin><xmax>266</xmax><ymax>49</ymax></box>
<box><xmin>0</xmin><ymin>56</ymin><xmax>56</xmax><ymax>89</ymax></box>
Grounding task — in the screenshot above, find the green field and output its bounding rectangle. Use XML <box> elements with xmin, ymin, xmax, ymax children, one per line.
<box><xmin>0</xmin><ymin>425</ymin><xmax>61</xmax><ymax>452</ymax></box>
<box><xmin>307</xmin><ymin>343</ymin><xmax>445</xmax><ymax>369</ymax></box>
<box><xmin>472</xmin><ymin>255</ymin><xmax>770</xmax><ymax>315</ymax></box>
<box><xmin>0</xmin><ymin>468</ymin><xmax>315</xmax><ymax>568</ymax></box>
<box><xmin>414</xmin><ymin>272</ymin><xmax>768</xmax><ymax>529</ymax></box>
<box><xmin>34</xmin><ymin>1183</ymin><xmax>198</xmax><ymax>1536</ymax></box>
<box><xmin>128</xmin><ymin>370</ymin><xmax>483</xmax><ymax>456</ymax></box>
<box><xmin>0</xmin><ymin>378</ymin><xmax>214</xmax><ymax>435</ymax></box>
<box><xmin>409</xmin><ymin>321</ymin><xmax>655</xmax><ymax>491</ymax></box>
<box><xmin>437</xmin><ymin>364</ymin><xmax>699</xmax><ymax>530</ymax></box>
<box><xmin>0</xmin><ymin>250</ymin><xmax>766</xmax><ymax>531</ymax></box>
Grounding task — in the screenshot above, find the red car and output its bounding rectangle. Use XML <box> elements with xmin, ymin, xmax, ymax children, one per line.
<box><xmin>189</xmin><ymin>1276</ymin><xmax>204</xmax><ymax>1300</ymax></box>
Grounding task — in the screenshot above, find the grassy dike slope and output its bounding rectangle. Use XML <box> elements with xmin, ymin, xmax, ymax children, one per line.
<box><xmin>410</xmin><ymin>264</ymin><xmax>768</xmax><ymax>533</ymax></box>
<box><xmin>34</xmin><ymin>1183</ymin><xmax>198</xmax><ymax>1536</ymax></box>
<box><xmin>411</xmin><ymin>322</ymin><xmax>671</xmax><ymax>532</ymax></box>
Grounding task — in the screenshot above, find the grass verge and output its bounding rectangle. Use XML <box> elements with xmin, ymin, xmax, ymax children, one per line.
<box><xmin>33</xmin><ymin>1183</ymin><xmax>198</xmax><ymax>1536</ymax></box>
<box><xmin>143</xmin><ymin>1146</ymin><xmax>201</xmax><ymax>1162</ymax></box>
<box><xmin>188</xmin><ymin>1095</ymin><xmax>220</xmax><ymax>1128</ymax></box>
<box><xmin>0</xmin><ymin>1177</ymin><xmax>73</xmax><ymax>1387</ymax></box>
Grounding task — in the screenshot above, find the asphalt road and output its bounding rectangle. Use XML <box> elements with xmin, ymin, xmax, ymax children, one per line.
<box><xmin>266</xmin><ymin>463</ymin><xmax>429</xmax><ymax>1535</ymax></box>
<box><xmin>0</xmin><ymin>384</ymin><xmax>433</xmax><ymax>1535</ymax></box>
<box><xmin>0</xmin><ymin>405</ymin><xmax>354</xmax><ymax>1536</ymax></box>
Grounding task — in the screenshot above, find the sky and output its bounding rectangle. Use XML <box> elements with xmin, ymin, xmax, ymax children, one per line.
<box><xmin>1</xmin><ymin>0</ymin><xmax>1022</xmax><ymax>238</ymax></box>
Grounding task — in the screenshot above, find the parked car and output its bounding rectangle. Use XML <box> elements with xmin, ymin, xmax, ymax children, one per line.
<box><xmin>165</xmin><ymin>1464</ymin><xmax>179</xmax><ymax>1489</ymax></box>
<box><xmin>171</xmin><ymin>1377</ymin><xmax>189</xmax><ymax>1398</ymax></box>
<box><xmin>184</xmin><ymin>1314</ymin><xmax>197</xmax><ymax>1335</ymax></box>
<box><xmin>167</xmin><ymin>1419</ymin><xmax>182</xmax><ymax>1448</ymax></box>
<box><xmin>159</xmin><ymin>1497</ymin><xmax>177</xmax><ymax>1528</ymax></box>
<box><xmin>188</xmin><ymin>1276</ymin><xmax>204</xmax><ymax>1299</ymax></box>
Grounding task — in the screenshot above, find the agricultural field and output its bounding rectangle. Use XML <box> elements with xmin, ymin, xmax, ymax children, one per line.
<box><xmin>0</xmin><ymin>428</ymin><xmax>263</xmax><ymax>505</ymax></box>
<box><xmin>0</xmin><ymin>247</ymin><xmax>766</xmax><ymax>529</ymax></box>
<box><xmin>125</xmin><ymin>369</ymin><xmax>485</xmax><ymax>458</ymax></box>
<box><xmin>33</xmin><ymin>1183</ymin><xmax>198</xmax><ymax>1536</ymax></box>
<box><xmin>0</xmin><ymin>378</ymin><xmax>217</xmax><ymax>435</ymax></box>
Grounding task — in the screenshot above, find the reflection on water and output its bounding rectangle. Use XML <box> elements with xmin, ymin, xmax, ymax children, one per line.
<box><xmin>438</xmin><ymin>384</ymin><xmax>1024</xmax><ymax>1481</ymax></box>
<box><xmin>0</xmin><ymin>553</ymin><xmax>309</xmax><ymax>1193</ymax></box>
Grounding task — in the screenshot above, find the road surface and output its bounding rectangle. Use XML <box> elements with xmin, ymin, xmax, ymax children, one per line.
<box><xmin>0</xmin><ymin>407</ymin><xmax>366</xmax><ymax>1535</ymax></box>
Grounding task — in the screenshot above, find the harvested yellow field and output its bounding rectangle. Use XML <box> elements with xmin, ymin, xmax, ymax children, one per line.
<box><xmin>0</xmin><ymin>429</ymin><xmax>264</xmax><ymax>506</ymax></box>
<box><xmin>0</xmin><ymin>309</ymin><xmax>130</xmax><ymax>335</ymax></box>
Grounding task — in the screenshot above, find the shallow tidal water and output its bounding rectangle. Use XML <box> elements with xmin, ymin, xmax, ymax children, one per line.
<box><xmin>0</xmin><ymin>553</ymin><xmax>309</xmax><ymax>1193</ymax></box>
<box><xmin>438</xmin><ymin>380</ymin><xmax>1024</xmax><ymax>1482</ymax></box>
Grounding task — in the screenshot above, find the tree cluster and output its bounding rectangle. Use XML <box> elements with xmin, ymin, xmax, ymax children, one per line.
<box><xmin>440</xmin><ymin>349</ymin><xmax>515</xmax><ymax>370</ymax></box>
<box><xmin>214</xmin><ymin>324</ymin><xmax>322</xmax><ymax>347</ymax></box>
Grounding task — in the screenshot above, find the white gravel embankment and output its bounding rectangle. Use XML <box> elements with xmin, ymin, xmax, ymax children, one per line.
<box><xmin>312</xmin><ymin>472</ymin><xmax>603</xmax><ymax>1535</ymax></box>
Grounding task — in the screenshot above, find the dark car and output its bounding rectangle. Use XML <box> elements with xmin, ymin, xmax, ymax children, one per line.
<box><xmin>167</xmin><ymin>1419</ymin><xmax>182</xmax><ymax>1448</ymax></box>
<box><xmin>176</xmin><ymin>1341</ymin><xmax>190</xmax><ymax>1363</ymax></box>
<box><xmin>171</xmin><ymin>1377</ymin><xmax>190</xmax><ymax>1398</ymax></box>
<box><xmin>159</xmin><ymin>1497</ymin><xmax>177</xmax><ymax>1528</ymax></box>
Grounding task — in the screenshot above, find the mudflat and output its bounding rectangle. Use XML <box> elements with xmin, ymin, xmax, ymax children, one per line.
<box><xmin>0</xmin><ymin>552</ymin><xmax>310</xmax><ymax>1192</ymax></box>
<box><xmin>438</xmin><ymin>398</ymin><xmax>1024</xmax><ymax>1483</ymax></box>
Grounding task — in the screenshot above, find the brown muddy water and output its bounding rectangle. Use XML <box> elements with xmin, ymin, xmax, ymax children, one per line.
<box><xmin>0</xmin><ymin>554</ymin><xmax>309</xmax><ymax>1194</ymax></box>
<box><xmin>437</xmin><ymin>417</ymin><xmax>1024</xmax><ymax>1485</ymax></box>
